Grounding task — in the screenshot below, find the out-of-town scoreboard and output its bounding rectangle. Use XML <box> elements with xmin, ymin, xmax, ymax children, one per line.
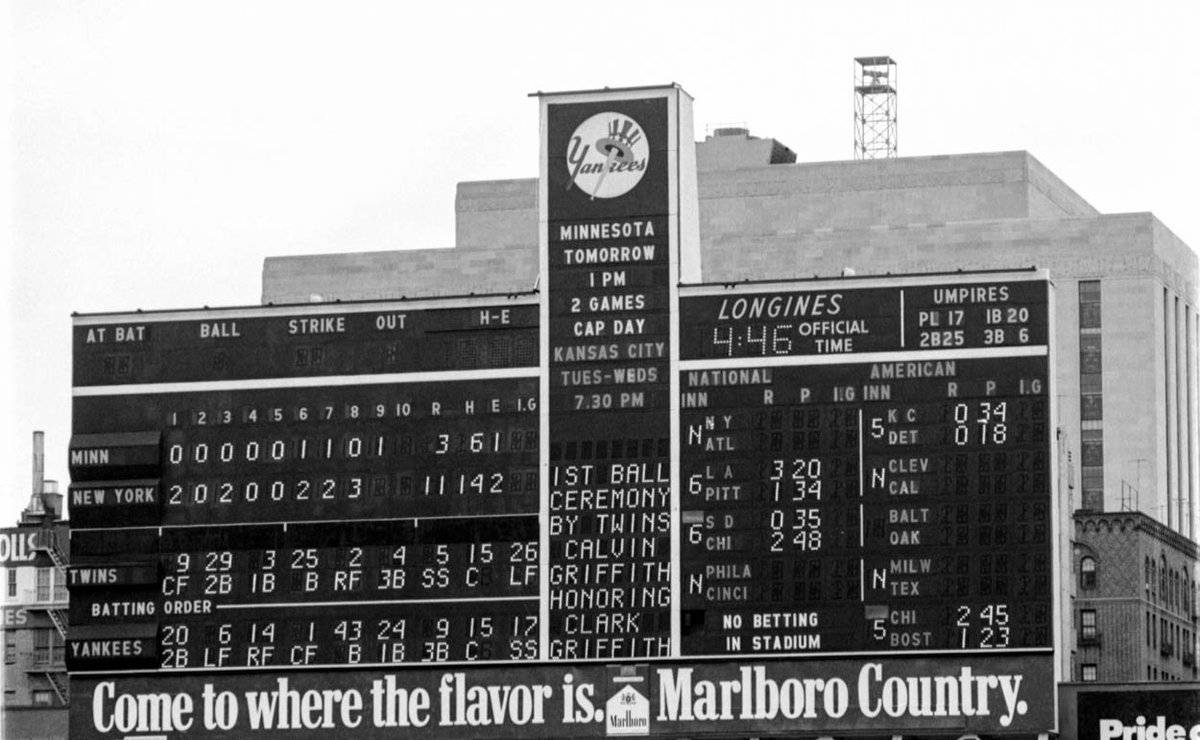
<box><xmin>68</xmin><ymin>86</ymin><xmax>1059</xmax><ymax>738</ymax></box>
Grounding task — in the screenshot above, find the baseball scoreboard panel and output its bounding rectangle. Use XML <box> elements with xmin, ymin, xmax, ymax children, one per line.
<box><xmin>676</xmin><ymin>279</ymin><xmax>1053</xmax><ymax>660</ymax></box>
<box><xmin>544</xmin><ymin>95</ymin><xmax>676</xmax><ymax>662</ymax></box>
<box><xmin>73</xmin><ymin>303</ymin><xmax>538</xmax><ymax>385</ymax></box>
<box><xmin>69</xmin><ymin>297</ymin><xmax>544</xmax><ymax>673</ymax></box>
<box><xmin>69</xmin><ymin>276</ymin><xmax>1053</xmax><ymax>672</ymax></box>
<box><xmin>71</xmin><ymin>379</ymin><xmax>541</xmax><ymax>526</ymax></box>
<box><xmin>679</xmin><ymin>280</ymin><xmax>1049</xmax><ymax>359</ymax></box>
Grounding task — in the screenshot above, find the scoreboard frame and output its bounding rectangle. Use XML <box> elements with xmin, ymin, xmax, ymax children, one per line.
<box><xmin>67</xmin><ymin>80</ymin><xmax>1062</xmax><ymax>738</ymax></box>
<box><xmin>67</xmin><ymin>270</ymin><xmax>1062</xmax><ymax>737</ymax></box>
<box><xmin>673</xmin><ymin>270</ymin><xmax>1061</xmax><ymax>679</ymax></box>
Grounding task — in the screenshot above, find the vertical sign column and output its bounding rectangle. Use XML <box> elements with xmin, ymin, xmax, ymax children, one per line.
<box><xmin>539</xmin><ymin>89</ymin><xmax>682</xmax><ymax>660</ymax></box>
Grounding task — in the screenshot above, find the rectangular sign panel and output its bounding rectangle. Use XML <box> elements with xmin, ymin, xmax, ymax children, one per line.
<box><xmin>71</xmin><ymin>655</ymin><xmax>1054</xmax><ymax>737</ymax></box>
<box><xmin>542</xmin><ymin>90</ymin><xmax>681</xmax><ymax>662</ymax></box>
<box><xmin>68</xmin><ymin>297</ymin><xmax>544</xmax><ymax>684</ymax></box>
<box><xmin>677</xmin><ymin>279</ymin><xmax>1053</xmax><ymax>659</ymax></box>
<box><xmin>73</xmin><ymin>303</ymin><xmax>537</xmax><ymax>385</ymax></box>
<box><xmin>1071</xmin><ymin>687</ymin><xmax>1200</xmax><ymax>740</ymax></box>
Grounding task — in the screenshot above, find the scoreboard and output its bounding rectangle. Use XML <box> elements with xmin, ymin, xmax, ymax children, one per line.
<box><xmin>677</xmin><ymin>281</ymin><xmax>1052</xmax><ymax>657</ymax></box>
<box><xmin>67</xmin><ymin>86</ymin><xmax>1058</xmax><ymax>739</ymax></box>
<box><xmin>68</xmin><ymin>278</ymin><xmax>1053</xmax><ymax>662</ymax></box>
<box><xmin>70</xmin><ymin>298</ymin><xmax>543</xmax><ymax>672</ymax></box>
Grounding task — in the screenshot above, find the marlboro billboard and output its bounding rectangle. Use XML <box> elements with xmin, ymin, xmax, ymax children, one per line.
<box><xmin>73</xmin><ymin>656</ymin><xmax>1052</xmax><ymax>738</ymax></box>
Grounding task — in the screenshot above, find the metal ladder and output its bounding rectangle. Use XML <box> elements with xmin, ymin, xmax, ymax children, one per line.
<box><xmin>33</xmin><ymin>527</ymin><xmax>70</xmax><ymax>640</ymax></box>
<box><xmin>35</xmin><ymin>529</ymin><xmax>69</xmax><ymax>576</ymax></box>
<box><xmin>46</xmin><ymin>608</ymin><xmax>68</xmax><ymax>640</ymax></box>
<box><xmin>44</xmin><ymin>669</ymin><xmax>69</xmax><ymax>705</ymax></box>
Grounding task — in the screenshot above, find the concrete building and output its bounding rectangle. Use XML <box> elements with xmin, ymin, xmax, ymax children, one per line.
<box><xmin>2</xmin><ymin>433</ymin><xmax>69</xmax><ymax>739</ymax></box>
<box><xmin>262</xmin><ymin>127</ymin><xmax>1200</xmax><ymax>685</ymax></box>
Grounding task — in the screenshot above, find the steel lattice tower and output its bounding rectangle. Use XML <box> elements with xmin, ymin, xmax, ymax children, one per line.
<box><xmin>854</xmin><ymin>56</ymin><xmax>897</xmax><ymax>159</ymax></box>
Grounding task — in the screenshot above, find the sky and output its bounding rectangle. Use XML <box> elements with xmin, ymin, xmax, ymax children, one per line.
<box><xmin>4</xmin><ymin>0</ymin><xmax>1199</xmax><ymax>525</ymax></box>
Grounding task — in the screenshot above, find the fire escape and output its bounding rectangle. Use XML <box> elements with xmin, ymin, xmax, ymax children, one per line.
<box><xmin>29</xmin><ymin>526</ymin><xmax>70</xmax><ymax>705</ymax></box>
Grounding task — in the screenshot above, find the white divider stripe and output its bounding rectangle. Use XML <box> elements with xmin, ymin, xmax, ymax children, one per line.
<box><xmin>73</xmin><ymin>295</ymin><xmax>538</xmax><ymax>325</ymax></box>
<box><xmin>679</xmin><ymin>344</ymin><xmax>1046</xmax><ymax>371</ymax></box>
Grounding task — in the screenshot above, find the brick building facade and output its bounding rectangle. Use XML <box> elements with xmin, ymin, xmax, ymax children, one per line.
<box><xmin>1073</xmin><ymin>511</ymin><xmax>1198</xmax><ymax>682</ymax></box>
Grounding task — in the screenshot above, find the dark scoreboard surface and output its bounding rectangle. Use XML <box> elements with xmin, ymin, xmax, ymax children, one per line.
<box><xmin>677</xmin><ymin>357</ymin><xmax>1050</xmax><ymax>655</ymax></box>
<box><xmin>546</xmin><ymin>209</ymin><xmax>673</xmax><ymax>661</ymax></box>
<box><xmin>69</xmin><ymin>276</ymin><xmax>1053</xmax><ymax>676</ymax></box>
<box><xmin>73</xmin><ymin>302</ymin><xmax>538</xmax><ymax>385</ymax></box>
<box><xmin>70</xmin><ymin>298</ymin><xmax>543</xmax><ymax>672</ymax></box>
<box><xmin>679</xmin><ymin>280</ymin><xmax>1049</xmax><ymax>358</ymax></box>
<box><xmin>676</xmin><ymin>279</ymin><xmax>1052</xmax><ymax>657</ymax></box>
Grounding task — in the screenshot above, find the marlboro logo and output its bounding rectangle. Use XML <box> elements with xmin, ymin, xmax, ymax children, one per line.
<box><xmin>566</xmin><ymin>112</ymin><xmax>649</xmax><ymax>199</ymax></box>
<box><xmin>606</xmin><ymin>683</ymin><xmax>650</xmax><ymax>736</ymax></box>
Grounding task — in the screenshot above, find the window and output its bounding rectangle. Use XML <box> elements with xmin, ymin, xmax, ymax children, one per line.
<box><xmin>1081</xmin><ymin>557</ymin><xmax>1097</xmax><ymax>589</ymax></box>
<box><xmin>1081</xmin><ymin>609</ymin><xmax>1098</xmax><ymax>639</ymax></box>
<box><xmin>1082</xmin><ymin>664</ymin><xmax>1098</xmax><ymax>682</ymax></box>
<box><xmin>1080</xmin><ymin>281</ymin><xmax>1102</xmax><ymax>327</ymax></box>
<box><xmin>1081</xmin><ymin>393</ymin><xmax>1104</xmax><ymax>420</ymax></box>
<box><xmin>1080</xmin><ymin>334</ymin><xmax>1103</xmax><ymax>373</ymax></box>
<box><xmin>31</xmin><ymin>690</ymin><xmax>54</xmax><ymax>706</ymax></box>
<box><xmin>1080</xmin><ymin>469</ymin><xmax>1104</xmax><ymax>510</ymax></box>
<box><xmin>6</xmin><ymin>569</ymin><xmax>14</xmax><ymax>597</ymax></box>
<box><xmin>32</xmin><ymin>628</ymin><xmax>49</xmax><ymax>664</ymax></box>
<box><xmin>35</xmin><ymin>567</ymin><xmax>50</xmax><ymax>601</ymax></box>
<box><xmin>1081</xmin><ymin>438</ymin><xmax>1104</xmax><ymax>467</ymax></box>
<box><xmin>4</xmin><ymin>631</ymin><xmax>14</xmax><ymax>665</ymax></box>
<box><xmin>31</xmin><ymin>628</ymin><xmax>61</xmax><ymax>666</ymax></box>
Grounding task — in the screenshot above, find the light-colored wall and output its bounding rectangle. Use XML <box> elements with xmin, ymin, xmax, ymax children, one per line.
<box><xmin>1026</xmin><ymin>154</ymin><xmax>1099</xmax><ymax>219</ymax></box>
<box><xmin>699</xmin><ymin>154</ymin><xmax>1030</xmax><ymax>237</ymax></box>
<box><xmin>1153</xmin><ymin>221</ymin><xmax>1200</xmax><ymax>539</ymax></box>
<box><xmin>1103</xmin><ymin>277</ymin><xmax>1160</xmax><ymax>515</ymax></box>
<box><xmin>1</xmin><ymin>565</ymin><xmax>60</xmax><ymax>606</ymax></box>
<box><xmin>454</xmin><ymin>180</ymin><xmax>537</xmax><ymax>252</ymax></box>
<box><xmin>695</xmin><ymin>133</ymin><xmax>793</xmax><ymax>172</ymax></box>
<box><xmin>267</xmin><ymin>150</ymin><xmax>1102</xmax><ymax>304</ymax></box>
<box><xmin>263</xmin><ymin>246</ymin><xmax>538</xmax><ymax>304</ymax></box>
